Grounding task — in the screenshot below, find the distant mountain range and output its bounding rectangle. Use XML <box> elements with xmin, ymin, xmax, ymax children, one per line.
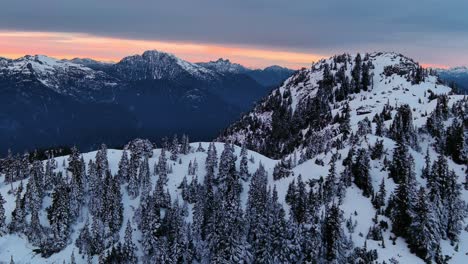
<box><xmin>434</xmin><ymin>66</ymin><xmax>468</xmax><ymax>93</ymax></box>
<box><xmin>196</xmin><ymin>58</ymin><xmax>295</xmax><ymax>87</ymax></box>
<box><xmin>0</xmin><ymin>50</ymin><xmax>294</xmax><ymax>153</ymax></box>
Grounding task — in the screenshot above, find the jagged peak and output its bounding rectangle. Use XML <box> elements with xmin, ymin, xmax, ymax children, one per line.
<box><xmin>116</xmin><ymin>50</ymin><xmax>216</xmax><ymax>80</ymax></box>
<box><xmin>197</xmin><ymin>57</ymin><xmax>248</xmax><ymax>74</ymax></box>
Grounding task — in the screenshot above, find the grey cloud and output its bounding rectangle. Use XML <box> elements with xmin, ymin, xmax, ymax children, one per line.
<box><xmin>1</xmin><ymin>0</ymin><xmax>468</xmax><ymax>63</ymax></box>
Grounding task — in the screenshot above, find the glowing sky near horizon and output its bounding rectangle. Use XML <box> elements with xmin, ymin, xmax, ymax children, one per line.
<box><xmin>0</xmin><ymin>31</ymin><xmax>327</xmax><ymax>69</ymax></box>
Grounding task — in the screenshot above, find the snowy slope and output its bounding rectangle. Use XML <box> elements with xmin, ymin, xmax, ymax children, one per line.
<box><xmin>0</xmin><ymin>143</ymin><xmax>431</xmax><ymax>263</ymax></box>
<box><xmin>0</xmin><ymin>139</ymin><xmax>466</xmax><ymax>263</ymax></box>
<box><xmin>218</xmin><ymin>52</ymin><xmax>461</xmax><ymax>157</ymax></box>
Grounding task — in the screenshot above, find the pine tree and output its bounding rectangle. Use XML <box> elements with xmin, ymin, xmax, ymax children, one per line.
<box><xmin>27</xmin><ymin>208</ymin><xmax>44</xmax><ymax>246</ymax></box>
<box><xmin>127</xmin><ymin>155</ymin><xmax>140</xmax><ymax>199</ymax></box>
<box><xmin>217</xmin><ymin>143</ymin><xmax>237</xmax><ymax>188</ymax></box>
<box><xmin>421</xmin><ymin>148</ymin><xmax>431</xmax><ymax>179</ymax></box>
<box><xmin>139</xmin><ymin>156</ymin><xmax>152</xmax><ymax>203</ymax></box>
<box><xmin>390</xmin><ymin>152</ymin><xmax>417</xmax><ymax>238</ymax></box>
<box><xmin>374</xmin><ymin>114</ymin><xmax>386</xmax><ymax>137</ymax></box>
<box><xmin>76</xmin><ymin>220</ymin><xmax>92</xmax><ymax>257</ymax></box>
<box><xmin>352</xmin><ymin>148</ymin><xmax>373</xmax><ymax>197</ymax></box>
<box><xmin>409</xmin><ymin>187</ymin><xmax>439</xmax><ymax>262</ymax></box>
<box><xmin>445</xmin><ymin>118</ymin><xmax>466</xmax><ymax>164</ymax></box>
<box><xmin>157</xmin><ymin>148</ymin><xmax>168</xmax><ymax>184</ymax></box>
<box><xmin>117</xmin><ymin>149</ymin><xmax>130</xmax><ymax>183</ymax></box>
<box><xmin>389</xmin><ymin>139</ymin><xmax>411</xmax><ymax>184</ymax></box>
<box><xmin>239</xmin><ymin>143</ymin><xmax>250</xmax><ymax>181</ymax></box>
<box><xmin>445</xmin><ymin>169</ymin><xmax>465</xmax><ymax>242</ymax></box>
<box><xmin>323</xmin><ymin>203</ymin><xmax>348</xmax><ymax>262</ymax></box>
<box><xmin>339</xmin><ymin>102</ymin><xmax>351</xmax><ymax>140</ymax></box>
<box><xmin>9</xmin><ymin>182</ymin><xmax>26</xmax><ymax>233</ymax></box>
<box><xmin>246</xmin><ymin>164</ymin><xmax>270</xmax><ymax>263</ymax></box>
<box><xmin>180</xmin><ymin>134</ymin><xmax>191</xmax><ymax>155</ymax></box>
<box><xmin>323</xmin><ymin>157</ymin><xmax>337</xmax><ymax>204</ymax></box>
<box><xmin>205</xmin><ymin>142</ymin><xmax>218</xmax><ymax>175</ymax></box>
<box><xmin>352</xmin><ymin>53</ymin><xmax>362</xmax><ymax>93</ymax></box>
<box><xmin>372</xmin><ymin>178</ymin><xmax>386</xmax><ymax>210</ymax></box>
<box><xmin>123</xmin><ymin>220</ymin><xmax>138</xmax><ymax>263</ymax></box>
<box><xmin>361</xmin><ymin>61</ymin><xmax>371</xmax><ymax>91</ymax></box>
<box><xmin>196</xmin><ymin>142</ymin><xmax>205</xmax><ymax>152</ymax></box>
<box><xmin>389</xmin><ymin>104</ymin><xmax>417</xmax><ymax>147</ymax></box>
<box><xmin>47</xmin><ymin>177</ymin><xmax>71</xmax><ymax>251</ymax></box>
<box><xmin>0</xmin><ymin>193</ymin><xmax>6</xmax><ymax>235</ymax></box>
<box><xmin>170</xmin><ymin>135</ymin><xmax>179</xmax><ymax>161</ymax></box>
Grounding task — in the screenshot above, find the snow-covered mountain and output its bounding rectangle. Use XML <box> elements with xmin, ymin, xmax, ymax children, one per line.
<box><xmin>0</xmin><ymin>51</ymin><xmax>466</xmax><ymax>263</ymax></box>
<box><xmin>435</xmin><ymin>66</ymin><xmax>468</xmax><ymax>93</ymax></box>
<box><xmin>64</xmin><ymin>58</ymin><xmax>114</xmax><ymax>72</ymax></box>
<box><xmin>196</xmin><ymin>58</ymin><xmax>249</xmax><ymax>74</ymax></box>
<box><xmin>0</xmin><ymin>55</ymin><xmax>118</xmax><ymax>102</ymax></box>
<box><xmin>112</xmin><ymin>50</ymin><xmax>218</xmax><ymax>82</ymax></box>
<box><xmin>0</xmin><ymin>50</ymin><xmax>271</xmax><ymax>153</ymax></box>
<box><xmin>197</xmin><ymin>58</ymin><xmax>295</xmax><ymax>87</ymax></box>
<box><xmin>218</xmin><ymin>52</ymin><xmax>461</xmax><ymax>158</ymax></box>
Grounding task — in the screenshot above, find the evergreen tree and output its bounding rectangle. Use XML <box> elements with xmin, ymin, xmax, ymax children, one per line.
<box><xmin>180</xmin><ymin>134</ymin><xmax>191</xmax><ymax>155</ymax></box>
<box><xmin>170</xmin><ymin>135</ymin><xmax>179</xmax><ymax>161</ymax></box>
<box><xmin>339</xmin><ymin>102</ymin><xmax>352</xmax><ymax>140</ymax></box>
<box><xmin>390</xmin><ymin>152</ymin><xmax>417</xmax><ymax>238</ymax></box>
<box><xmin>47</xmin><ymin>177</ymin><xmax>71</xmax><ymax>251</ymax></box>
<box><xmin>239</xmin><ymin>143</ymin><xmax>250</xmax><ymax>181</ymax></box>
<box><xmin>156</xmin><ymin>148</ymin><xmax>168</xmax><ymax>184</ymax></box>
<box><xmin>361</xmin><ymin>61</ymin><xmax>371</xmax><ymax>91</ymax></box>
<box><xmin>351</xmin><ymin>53</ymin><xmax>362</xmax><ymax>93</ymax></box>
<box><xmin>9</xmin><ymin>182</ymin><xmax>26</xmax><ymax>233</ymax></box>
<box><xmin>323</xmin><ymin>203</ymin><xmax>348</xmax><ymax>263</ymax></box>
<box><xmin>445</xmin><ymin>118</ymin><xmax>466</xmax><ymax>164</ymax></box>
<box><xmin>117</xmin><ymin>149</ymin><xmax>130</xmax><ymax>183</ymax></box>
<box><xmin>139</xmin><ymin>156</ymin><xmax>152</xmax><ymax>203</ymax></box>
<box><xmin>246</xmin><ymin>164</ymin><xmax>271</xmax><ymax>263</ymax></box>
<box><xmin>27</xmin><ymin>208</ymin><xmax>44</xmax><ymax>246</ymax></box>
<box><xmin>127</xmin><ymin>156</ymin><xmax>140</xmax><ymax>199</ymax></box>
<box><xmin>76</xmin><ymin>220</ymin><xmax>92</xmax><ymax>257</ymax></box>
<box><xmin>352</xmin><ymin>148</ymin><xmax>373</xmax><ymax>197</ymax></box>
<box><xmin>421</xmin><ymin>148</ymin><xmax>431</xmax><ymax>179</ymax></box>
<box><xmin>374</xmin><ymin>114</ymin><xmax>386</xmax><ymax>137</ymax></box>
<box><xmin>217</xmin><ymin>143</ymin><xmax>237</xmax><ymax>188</ymax></box>
<box><xmin>409</xmin><ymin>187</ymin><xmax>439</xmax><ymax>262</ymax></box>
<box><xmin>0</xmin><ymin>193</ymin><xmax>6</xmax><ymax>235</ymax></box>
<box><xmin>323</xmin><ymin>157</ymin><xmax>338</xmax><ymax>204</ymax></box>
<box><xmin>372</xmin><ymin>178</ymin><xmax>386</xmax><ymax>210</ymax></box>
<box><xmin>123</xmin><ymin>220</ymin><xmax>138</xmax><ymax>263</ymax></box>
<box><xmin>389</xmin><ymin>104</ymin><xmax>417</xmax><ymax>147</ymax></box>
<box><xmin>445</xmin><ymin>169</ymin><xmax>465</xmax><ymax>242</ymax></box>
<box><xmin>196</xmin><ymin>142</ymin><xmax>205</xmax><ymax>152</ymax></box>
<box><xmin>389</xmin><ymin>139</ymin><xmax>411</xmax><ymax>184</ymax></box>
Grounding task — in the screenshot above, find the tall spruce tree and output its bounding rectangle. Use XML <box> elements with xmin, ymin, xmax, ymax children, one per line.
<box><xmin>390</xmin><ymin>152</ymin><xmax>417</xmax><ymax>238</ymax></box>
<box><xmin>409</xmin><ymin>187</ymin><xmax>439</xmax><ymax>262</ymax></box>
<box><xmin>47</xmin><ymin>177</ymin><xmax>71</xmax><ymax>251</ymax></box>
<box><xmin>117</xmin><ymin>149</ymin><xmax>130</xmax><ymax>183</ymax></box>
<box><xmin>352</xmin><ymin>148</ymin><xmax>373</xmax><ymax>197</ymax></box>
<box><xmin>0</xmin><ymin>193</ymin><xmax>6</xmax><ymax>235</ymax></box>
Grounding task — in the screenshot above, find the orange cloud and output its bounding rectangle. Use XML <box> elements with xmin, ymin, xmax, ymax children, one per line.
<box><xmin>0</xmin><ymin>30</ymin><xmax>325</xmax><ymax>69</ymax></box>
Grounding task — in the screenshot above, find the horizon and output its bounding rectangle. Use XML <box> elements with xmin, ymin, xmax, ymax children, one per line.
<box><xmin>0</xmin><ymin>33</ymin><xmax>460</xmax><ymax>70</ymax></box>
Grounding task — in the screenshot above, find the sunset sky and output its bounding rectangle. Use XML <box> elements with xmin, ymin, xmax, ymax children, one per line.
<box><xmin>1</xmin><ymin>0</ymin><xmax>467</xmax><ymax>69</ymax></box>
